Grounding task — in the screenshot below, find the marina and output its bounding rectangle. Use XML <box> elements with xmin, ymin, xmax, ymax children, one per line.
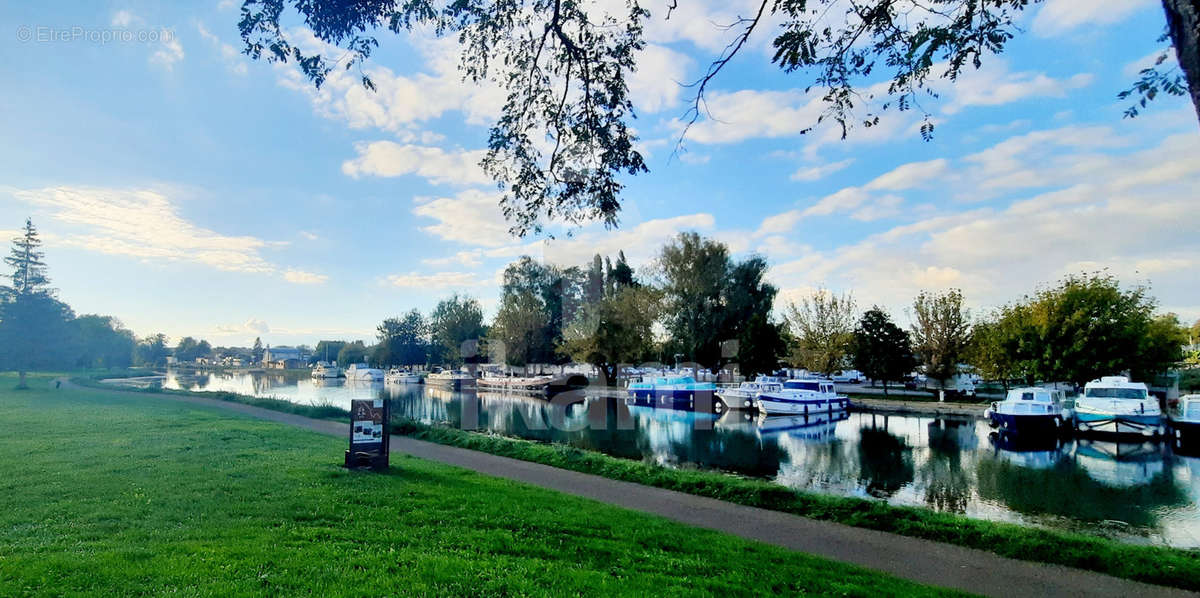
<box><xmin>123</xmin><ymin>368</ymin><xmax>1200</xmax><ymax>549</ymax></box>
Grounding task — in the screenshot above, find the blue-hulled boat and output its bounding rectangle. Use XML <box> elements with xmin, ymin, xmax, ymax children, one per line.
<box><xmin>1074</xmin><ymin>376</ymin><xmax>1164</xmax><ymax>437</ymax></box>
<box><xmin>626</xmin><ymin>375</ymin><xmax>717</xmax><ymax>411</ymax></box>
<box><xmin>984</xmin><ymin>387</ymin><xmax>1071</xmax><ymax>435</ymax></box>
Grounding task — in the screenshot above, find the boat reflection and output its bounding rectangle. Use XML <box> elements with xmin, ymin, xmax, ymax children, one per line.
<box><xmin>1075</xmin><ymin>438</ymin><xmax>1165</xmax><ymax>488</ymax></box>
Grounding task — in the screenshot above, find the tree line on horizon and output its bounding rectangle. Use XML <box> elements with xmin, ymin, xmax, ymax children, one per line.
<box><xmin>1</xmin><ymin>219</ymin><xmax>1197</xmax><ymax>390</ymax></box>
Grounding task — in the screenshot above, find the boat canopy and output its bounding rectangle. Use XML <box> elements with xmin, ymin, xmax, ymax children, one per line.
<box><xmin>784</xmin><ymin>380</ymin><xmax>828</xmax><ymax>392</ymax></box>
<box><xmin>1004</xmin><ymin>388</ymin><xmax>1062</xmax><ymax>403</ymax></box>
<box><xmin>1083</xmin><ymin>377</ymin><xmax>1148</xmax><ymax>400</ymax></box>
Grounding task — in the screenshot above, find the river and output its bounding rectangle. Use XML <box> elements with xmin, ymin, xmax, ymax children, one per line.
<box><xmin>119</xmin><ymin>369</ymin><xmax>1200</xmax><ymax>548</ymax></box>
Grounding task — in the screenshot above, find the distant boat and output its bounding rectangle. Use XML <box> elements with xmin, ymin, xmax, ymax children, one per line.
<box><xmin>344</xmin><ymin>363</ymin><xmax>384</xmax><ymax>382</ymax></box>
<box><xmin>477</xmin><ymin>372</ymin><xmax>588</xmax><ymax>395</ymax></box>
<box><xmin>756</xmin><ymin>378</ymin><xmax>848</xmax><ymax>416</ymax></box>
<box><xmin>1074</xmin><ymin>376</ymin><xmax>1164</xmax><ymax>437</ymax></box>
<box><xmin>985</xmin><ymin>387</ymin><xmax>1071</xmax><ymax>435</ymax></box>
<box><xmin>716</xmin><ymin>375</ymin><xmax>785</xmax><ymax>410</ymax></box>
<box><xmin>1168</xmin><ymin>394</ymin><xmax>1200</xmax><ymax>442</ymax></box>
<box><xmin>311</xmin><ymin>361</ymin><xmax>342</xmax><ymax>379</ymax></box>
<box><xmin>426</xmin><ymin>369</ymin><xmax>475</xmax><ymax>390</ymax></box>
<box><xmin>384</xmin><ymin>369</ymin><xmax>422</xmax><ymax>385</ymax></box>
<box><xmin>626</xmin><ymin>375</ymin><xmax>717</xmax><ymax>411</ymax></box>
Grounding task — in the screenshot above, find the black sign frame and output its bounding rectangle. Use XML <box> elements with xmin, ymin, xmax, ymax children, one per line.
<box><xmin>344</xmin><ymin>398</ymin><xmax>390</xmax><ymax>471</ymax></box>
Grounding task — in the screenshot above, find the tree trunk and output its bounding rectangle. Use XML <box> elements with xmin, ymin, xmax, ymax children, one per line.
<box><xmin>882</xmin><ymin>379</ymin><xmax>888</xmax><ymax>398</ymax></box>
<box><xmin>1164</xmin><ymin>0</ymin><xmax>1200</xmax><ymax>124</ymax></box>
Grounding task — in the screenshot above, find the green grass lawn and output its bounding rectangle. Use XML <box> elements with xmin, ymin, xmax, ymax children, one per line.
<box><xmin>0</xmin><ymin>375</ymin><xmax>959</xmax><ymax>597</ymax></box>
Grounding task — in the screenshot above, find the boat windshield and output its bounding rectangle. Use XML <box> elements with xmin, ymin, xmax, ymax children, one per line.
<box><xmin>784</xmin><ymin>381</ymin><xmax>821</xmax><ymax>391</ymax></box>
<box><xmin>1084</xmin><ymin>387</ymin><xmax>1147</xmax><ymax>400</ymax></box>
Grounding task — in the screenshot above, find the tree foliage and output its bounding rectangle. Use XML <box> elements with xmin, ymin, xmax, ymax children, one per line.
<box><xmin>0</xmin><ymin>219</ymin><xmax>75</xmax><ymax>387</ymax></box>
<box><xmin>174</xmin><ymin>336</ymin><xmax>213</xmax><ymax>363</ymax></box>
<box><xmin>376</xmin><ymin>309</ymin><xmax>430</xmax><ymax>366</ymax></box>
<box><xmin>430</xmin><ymin>294</ymin><xmax>487</xmax><ymax>366</ymax></box>
<box><xmin>785</xmin><ymin>289</ymin><xmax>857</xmax><ymax>376</ymax></box>
<box><xmin>561</xmin><ymin>254</ymin><xmax>660</xmax><ymax>385</ymax></box>
<box><xmin>909</xmin><ymin>288</ymin><xmax>971</xmax><ymax>384</ymax></box>
<box><xmin>135</xmin><ymin>333</ymin><xmax>171</xmax><ymax>368</ymax></box>
<box><xmin>72</xmin><ymin>315</ymin><xmax>136</xmax><ymax>369</ymax></box>
<box><xmin>237</xmin><ymin>0</ymin><xmax>1111</xmax><ymax>235</ymax></box>
<box><xmin>852</xmin><ymin>307</ymin><xmax>916</xmax><ymax>395</ymax></box>
<box><xmin>336</xmin><ymin>340</ymin><xmax>368</xmax><ymax>366</ymax></box>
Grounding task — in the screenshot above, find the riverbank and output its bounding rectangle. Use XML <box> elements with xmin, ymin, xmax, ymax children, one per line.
<box><xmin>2</xmin><ymin>375</ymin><xmax>953</xmax><ymax>597</ymax></box>
<box><xmin>71</xmin><ymin>374</ymin><xmax>1200</xmax><ymax>591</ymax></box>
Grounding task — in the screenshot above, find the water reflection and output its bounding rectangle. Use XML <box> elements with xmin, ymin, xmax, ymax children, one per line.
<box><xmin>132</xmin><ymin>369</ymin><xmax>1200</xmax><ymax>548</ymax></box>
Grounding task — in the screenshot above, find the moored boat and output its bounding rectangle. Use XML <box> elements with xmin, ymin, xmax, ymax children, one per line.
<box><xmin>1073</xmin><ymin>376</ymin><xmax>1164</xmax><ymax>437</ymax></box>
<box><xmin>344</xmin><ymin>363</ymin><xmax>384</xmax><ymax>382</ymax></box>
<box><xmin>1168</xmin><ymin>394</ymin><xmax>1200</xmax><ymax>442</ymax></box>
<box><xmin>384</xmin><ymin>368</ymin><xmax>422</xmax><ymax>384</ymax></box>
<box><xmin>426</xmin><ymin>369</ymin><xmax>476</xmax><ymax>390</ymax></box>
<box><xmin>311</xmin><ymin>361</ymin><xmax>342</xmax><ymax>379</ymax></box>
<box><xmin>477</xmin><ymin>372</ymin><xmax>588</xmax><ymax>395</ymax></box>
<box><xmin>626</xmin><ymin>375</ymin><xmax>718</xmax><ymax>411</ymax></box>
<box><xmin>756</xmin><ymin>378</ymin><xmax>848</xmax><ymax>416</ymax></box>
<box><xmin>985</xmin><ymin>387</ymin><xmax>1071</xmax><ymax>435</ymax></box>
<box><xmin>716</xmin><ymin>375</ymin><xmax>784</xmax><ymax>410</ymax></box>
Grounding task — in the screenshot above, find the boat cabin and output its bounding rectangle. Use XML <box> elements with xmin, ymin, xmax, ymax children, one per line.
<box><xmin>783</xmin><ymin>379</ymin><xmax>835</xmax><ymax>394</ymax></box>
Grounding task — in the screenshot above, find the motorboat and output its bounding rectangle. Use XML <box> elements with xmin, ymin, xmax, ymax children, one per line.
<box><xmin>426</xmin><ymin>369</ymin><xmax>476</xmax><ymax>390</ymax></box>
<box><xmin>716</xmin><ymin>375</ymin><xmax>784</xmax><ymax>410</ymax></box>
<box><xmin>384</xmin><ymin>369</ymin><xmax>422</xmax><ymax>385</ymax></box>
<box><xmin>984</xmin><ymin>387</ymin><xmax>1071</xmax><ymax>435</ymax></box>
<box><xmin>1073</xmin><ymin>376</ymin><xmax>1164</xmax><ymax>436</ymax></box>
<box><xmin>756</xmin><ymin>378</ymin><xmax>848</xmax><ymax>416</ymax></box>
<box><xmin>1168</xmin><ymin>394</ymin><xmax>1200</xmax><ymax>441</ymax></box>
<box><xmin>311</xmin><ymin>361</ymin><xmax>342</xmax><ymax>379</ymax></box>
<box><xmin>344</xmin><ymin>363</ymin><xmax>384</xmax><ymax>382</ymax></box>
<box><xmin>626</xmin><ymin>375</ymin><xmax>718</xmax><ymax>411</ymax></box>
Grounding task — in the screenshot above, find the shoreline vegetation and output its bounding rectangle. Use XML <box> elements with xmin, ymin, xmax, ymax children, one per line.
<box><xmin>6</xmin><ymin>375</ymin><xmax>955</xmax><ymax>597</ymax></box>
<box><xmin>72</xmin><ymin>373</ymin><xmax>1200</xmax><ymax>591</ymax></box>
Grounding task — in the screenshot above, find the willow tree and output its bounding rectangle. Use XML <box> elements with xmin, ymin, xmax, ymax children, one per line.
<box><xmin>238</xmin><ymin>1</ymin><xmax>1200</xmax><ymax>235</ymax></box>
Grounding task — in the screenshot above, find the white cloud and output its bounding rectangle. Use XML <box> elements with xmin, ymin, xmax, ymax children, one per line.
<box><xmin>385</xmin><ymin>271</ymin><xmax>489</xmax><ymax>289</ymax></box>
<box><xmin>283</xmin><ymin>269</ymin><xmax>328</xmax><ymax>285</ymax></box>
<box><xmin>150</xmin><ymin>31</ymin><xmax>184</xmax><ymax>70</ymax></box>
<box><xmin>1033</xmin><ymin>0</ymin><xmax>1156</xmax><ymax>37</ymax></box>
<box><xmin>942</xmin><ymin>61</ymin><xmax>1093</xmax><ymax>114</ymax></box>
<box><xmin>865</xmin><ymin>159</ymin><xmax>949</xmax><ymax>191</ymax></box>
<box><xmin>628</xmin><ymin>44</ymin><xmax>691</xmax><ymax>113</ymax></box>
<box><xmin>412</xmin><ymin>189</ymin><xmax>514</xmax><ymax>248</ymax></box>
<box><xmin>111</xmin><ymin>10</ymin><xmax>139</xmax><ymax>27</ymax></box>
<box><xmin>299</xmin><ymin>231</ymin><xmax>319</xmax><ymax>241</ymax></box>
<box><xmin>11</xmin><ymin>186</ymin><xmax>318</xmax><ymax>284</ymax></box>
<box><xmin>197</xmin><ymin>22</ymin><xmax>247</xmax><ymax>75</ymax></box>
<box><xmin>341</xmin><ymin>141</ymin><xmax>491</xmax><ymax>185</ymax></box>
<box><xmin>216</xmin><ymin>318</ymin><xmax>271</xmax><ymax>335</ymax></box>
<box><xmin>791</xmin><ymin>158</ymin><xmax>854</xmax><ymax>182</ymax></box>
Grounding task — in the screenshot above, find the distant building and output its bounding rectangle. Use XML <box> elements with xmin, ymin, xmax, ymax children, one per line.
<box><xmin>268</xmin><ymin>358</ymin><xmax>305</xmax><ymax>370</ymax></box>
<box><xmin>263</xmin><ymin>346</ymin><xmax>302</xmax><ymax>364</ymax></box>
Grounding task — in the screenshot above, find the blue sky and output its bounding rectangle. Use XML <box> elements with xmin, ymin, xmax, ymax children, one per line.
<box><xmin>1</xmin><ymin>0</ymin><xmax>1197</xmax><ymax>347</ymax></box>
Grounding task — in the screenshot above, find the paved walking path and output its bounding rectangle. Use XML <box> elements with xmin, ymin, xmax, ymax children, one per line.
<box><xmin>68</xmin><ymin>380</ymin><xmax>1192</xmax><ymax>598</ymax></box>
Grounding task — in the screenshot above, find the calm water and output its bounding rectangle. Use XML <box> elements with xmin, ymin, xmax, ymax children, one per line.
<box><xmin>134</xmin><ymin>370</ymin><xmax>1200</xmax><ymax>548</ymax></box>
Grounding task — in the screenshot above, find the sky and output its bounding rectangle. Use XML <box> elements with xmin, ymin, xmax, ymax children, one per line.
<box><xmin>1</xmin><ymin>0</ymin><xmax>1197</xmax><ymax>348</ymax></box>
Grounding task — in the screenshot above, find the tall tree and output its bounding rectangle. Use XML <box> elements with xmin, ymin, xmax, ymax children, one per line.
<box><xmin>0</xmin><ymin>219</ymin><xmax>75</xmax><ymax>388</ymax></box>
<box><xmin>489</xmin><ymin>290</ymin><xmax>549</xmax><ymax>372</ymax></box>
<box><xmin>72</xmin><ymin>315</ymin><xmax>136</xmax><ymax>369</ymax></box>
<box><xmin>313</xmin><ymin>339</ymin><xmax>346</xmax><ymax>363</ymax></box>
<box><xmin>239</xmin><ymin>1</ymin><xmax>1200</xmax><ymax>235</ymax></box>
<box><xmin>252</xmin><ymin>337</ymin><xmax>264</xmax><ymax>364</ymax></box>
<box><xmin>785</xmin><ymin>289</ymin><xmax>857</xmax><ymax>376</ymax></box>
<box><xmin>376</xmin><ymin>309</ymin><xmax>430</xmax><ymax>367</ymax></box>
<box><xmin>135</xmin><ymin>333</ymin><xmax>170</xmax><ymax>368</ymax></box>
<box><xmin>852</xmin><ymin>308</ymin><xmax>917</xmax><ymax>397</ymax></box>
<box><xmin>336</xmin><ymin>341</ymin><xmax>368</xmax><ymax>366</ymax></box>
<box><xmin>562</xmin><ymin>284</ymin><xmax>661</xmax><ymax>386</ymax></box>
<box><xmin>430</xmin><ymin>294</ymin><xmax>487</xmax><ymax>366</ymax></box>
<box><xmin>910</xmin><ymin>289</ymin><xmax>972</xmax><ymax>386</ymax></box>
<box><xmin>658</xmin><ymin>232</ymin><xmax>731</xmax><ymax>368</ymax></box>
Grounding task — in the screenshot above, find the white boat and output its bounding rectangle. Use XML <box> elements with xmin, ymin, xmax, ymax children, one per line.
<box><xmin>344</xmin><ymin>363</ymin><xmax>384</xmax><ymax>382</ymax></box>
<box><xmin>984</xmin><ymin>387</ymin><xmax>1071</xmax><ymax>435</ymax></box>
<box><xmin>426</xmin><ymin>369</ymin><xmax>476</xmax><ymax>389</ymax></box>
<box><xmin>756</xmin><ymin>378</ymin><xmax>848</xmax><ymax>416</ymax></box>
<box><xmin>716</xmin><ymin>375</ymin><xmax>785</xmax><ymax>410</ymax></box>
<box><xmin>384</xmin><ymin>369</ymin><xmax>422</xmax><ymax>384</ymax></box>
<box><xmin>1073</xmin><ymin>376</ymin><xmax>1164</xmax><ymax>436</ymax></box>
<box><xmin>1168</xmin><ymin>394</ymin><xmax>1200</xmax><ymax>441</ymax></box>
<box><xmin>311</xmin><ymin>361</ymin><xmax>342</xmax><ymax>379</ymax></box>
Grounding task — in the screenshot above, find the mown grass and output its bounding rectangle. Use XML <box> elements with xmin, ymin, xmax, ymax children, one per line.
<box><xmin>74</xmin><ymin>373</ymin><xmax>1200</xmax><ymax>590</ymax></box>
<box><xmin>0</xmin><ymin>374</ymin><xmax>956</xmax><ymax>597</ymax></box>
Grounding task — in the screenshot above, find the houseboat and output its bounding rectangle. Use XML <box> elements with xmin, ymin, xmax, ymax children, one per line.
<box><xmin>311</xmin><ymin>361</ymin><xmax>342</xmax><ymax>379</ymax></box>
<box><xmin>384</xmin><ymin>369</ymin><xmax>422</xmax><ymax>385</ymax></box>
<box><xmin>626</xmin><ymin>375</ymin><xmax>718</xmax><ymax>410</ymax></box>
<box><xmin>716</xmin><ymin>375</ymin><xmax>785</xmax><ymax>410</ymax></box>
<box><xmin>344</xmin><ymin>363</ymin><xmax>384</xmax><ymax>382</ymax></box>
<box><xmin>985</xmin><ymin>387</ymin><xmax>1071</xmax><ymax>435</ymax></box>
<box><xmin>1169</xmin><ymin>394</ymin><xmax>1200</xmax><ymax>441</ymax></box>
<box><xmin>477</xmin><ymin>372</ymin><xmax>588</xmax><ymax>395</ymax></box>
<box><xmin>756</xmin><ymin>378</ymin><xmax>848</xmax><ymax>416</ymax></box>
<box><xmin>426</xmin><ymin>369</ymin><xmax>476</xmax><ymax>390</ymax></box>
<box><xmin>1074</xmin><ymin>376</ymin><xmax>1164</xmax><ymax>436</ymax></box>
